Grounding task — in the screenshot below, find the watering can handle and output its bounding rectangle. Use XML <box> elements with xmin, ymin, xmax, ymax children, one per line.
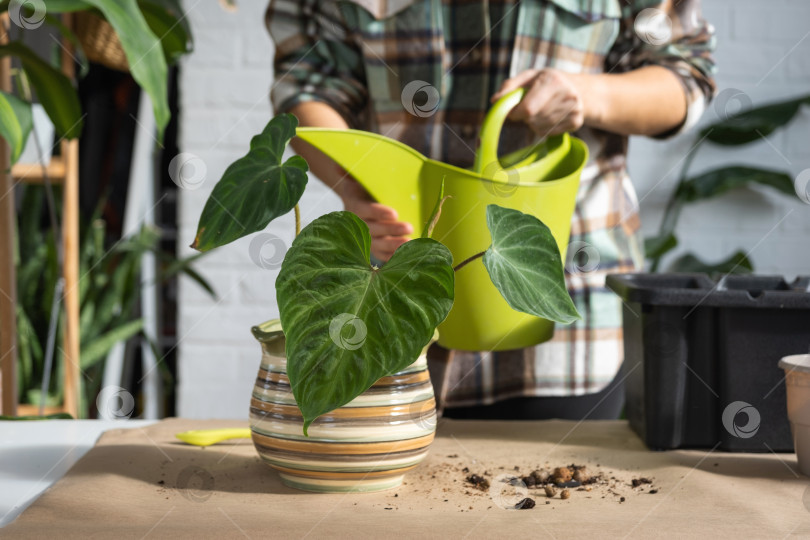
<box><xmin>473</xmin><ymin>88</ymin><xmax>527</xmax><ymax>175</ymax></box>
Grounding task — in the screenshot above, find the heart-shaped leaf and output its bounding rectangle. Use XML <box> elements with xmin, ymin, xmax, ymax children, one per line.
<box><xmin>192</xmin><ymin>114</ymin><xmax>308</xmax><ymax>251</ymax></box>
<box><xmin>482</xmin><ymin>205</ymin><xmax>580</xmax><ymax>325</ymax></box>
<box><xmin>276</xmin><ymin>211</ymin><xmax>454</xmax><ymax>434</ymax></box>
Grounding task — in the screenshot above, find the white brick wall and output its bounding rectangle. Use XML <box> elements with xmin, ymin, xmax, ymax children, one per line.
<box><xmin>175</xmin><ymin>0</ymin><xmax>810</xmax><ymax>419</ymax></box>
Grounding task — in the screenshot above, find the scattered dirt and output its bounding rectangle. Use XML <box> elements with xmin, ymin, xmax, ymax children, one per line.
<box><xmin>631</xmin><ymin>477</ymin><xmax>653</xmax><ymax>488</ymax></box>
<box><xmin>466</xmin><ymin>474</ymin><xmax>490</xmax><ymax>491</ymax></box>
<box><xmin>408</xmin><ymin>458</ymin><xmax>658</xmax><ymax>512</ymax></box>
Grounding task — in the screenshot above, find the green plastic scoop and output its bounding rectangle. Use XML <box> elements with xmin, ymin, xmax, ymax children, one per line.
<box><xmin>295</xmin><ymin>89</ymin><xmax>587</xmax><ymax>351</ymax></box>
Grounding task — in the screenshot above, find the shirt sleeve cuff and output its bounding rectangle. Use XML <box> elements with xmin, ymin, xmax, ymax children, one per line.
<box><xmin>649</xmin><ymin>61</ymin><xmax>712</xmax><ymax>140</ymax></box>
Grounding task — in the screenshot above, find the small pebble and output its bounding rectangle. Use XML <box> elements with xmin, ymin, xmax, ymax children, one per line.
<box><xmin>560</xmin><ymin>489</ymin><xmax>571</xmax><ymax>500</ymax></box>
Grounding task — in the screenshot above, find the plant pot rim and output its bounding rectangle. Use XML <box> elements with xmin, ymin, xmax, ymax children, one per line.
<box><xmin>779</xmin><ymin>354</ymin><xmax>810</xmax><ymax>373</ymax></box>
<box><xmin>250</xmin><ymin>318</ymin><xmax>440</xmax><ymax>346</ymax></box>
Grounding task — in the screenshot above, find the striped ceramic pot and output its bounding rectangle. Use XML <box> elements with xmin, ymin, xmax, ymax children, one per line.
<box><xmin>249</xmin><ymin>319</ymin><xmax>438</xmax><ymax>493</ymax></box>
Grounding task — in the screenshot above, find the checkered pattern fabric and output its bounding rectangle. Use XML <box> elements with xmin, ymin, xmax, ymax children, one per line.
<box><xmin>265</xmin><ymin>0</ymin><xmax>716</xmax><ymax>406</ymax></box>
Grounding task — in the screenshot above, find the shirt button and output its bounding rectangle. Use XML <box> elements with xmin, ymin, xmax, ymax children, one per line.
<box><xmin>469</xmin><ymin>48</ymin><xmax>483</xmax><ymax>64</ymax></box>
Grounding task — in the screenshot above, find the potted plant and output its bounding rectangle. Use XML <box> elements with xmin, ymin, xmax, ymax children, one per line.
<box><xmin>192</xmin><ymin>113</ymin><xmax>581</xmax><ymax>492</ymax></box>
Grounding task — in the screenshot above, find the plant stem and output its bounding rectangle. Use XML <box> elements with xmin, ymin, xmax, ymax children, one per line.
<box><xmin>453</xmin><ymin>251</ymin><xmax>485</xmax><ymax>272</ymax></box>
<box><xmin>294</xmin><ymin>204</ymin><xmax>301</xmax><ymax>237</ymax></box>
<box><xmin>650</xmin><ymin>138</ymin><xmax>702</xmax><ymax>272</ymax></box>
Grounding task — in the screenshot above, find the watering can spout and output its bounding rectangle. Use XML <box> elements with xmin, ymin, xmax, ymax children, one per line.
<box><xmin>295</xmin><ymin>128</ymin><xmax>427</xmax><ymax>230</ymax></box>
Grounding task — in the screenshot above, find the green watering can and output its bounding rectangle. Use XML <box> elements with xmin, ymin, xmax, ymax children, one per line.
<box><xmin>296</xmin><ymin>89</ymin><xmax>587</xmax><ymax>351</ymax></box>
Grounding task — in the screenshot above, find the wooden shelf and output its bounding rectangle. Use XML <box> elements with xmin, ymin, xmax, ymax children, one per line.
<box><xmin>0</xmin><ymin>13</ymin><xmax>80</xmax><ymax>419</ymax></box>
<box><xmin>11</xmin><ymin>157</ymin><xmax>66</xmax><ymax>183</ymax></box>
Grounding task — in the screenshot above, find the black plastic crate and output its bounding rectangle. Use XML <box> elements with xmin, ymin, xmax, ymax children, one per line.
<box><xmin>606</xmin><ymin>273</ymin><xmax>810</xmax><ymax>452</ymax></box>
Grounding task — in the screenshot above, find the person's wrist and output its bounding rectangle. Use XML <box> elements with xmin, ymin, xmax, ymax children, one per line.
<box><xmin>570</xmin><ymin>73</ymin><xmax>607</xmax><ymax>129</ymax></box>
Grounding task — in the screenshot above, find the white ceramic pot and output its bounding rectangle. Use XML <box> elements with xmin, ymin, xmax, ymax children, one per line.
<box><xmin>779</xmin><ymin>354</ymin><xmax>810</xmax><ymax>476</ymax></box>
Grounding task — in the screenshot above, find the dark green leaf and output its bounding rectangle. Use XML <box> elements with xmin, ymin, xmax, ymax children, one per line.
<box><xmin>193</xmin><ymin>114</ymin><xmax>308</xmax><ymax>251</ymax></box>
<box><xmin>80</xmin><ymin>319</ymin><xmax>144</xmax><ymax>369</ymax></box>
<box><xmin>644</xmin><ymin>233</ymin><xmax>678</xmax><ymax>260</ymax></box>
<box><xmin>0</xmin><ymin>42</ymin><xmax>83</xmax><ymax>139</ymax></box>
<box><xmin>703</xmin><ymin>95</ymin><xmax>808</xmax><ymax>145</ymax></box>
<box><xmin>276</xmin><ymin>211</ymin><xmax>454</xmax><ymax>434</ymax></box>
<box><xmin>43</xmin><ymin>12</ymin><xmax>90</xmax><ymax>77</ymax></box>
<box><xmin>158</xmin><ymin>251</ymin><xmax>217</xmax><ymax>299</ymax></box>
<box><xmin>482</xmin><ymin>205</ymin><xmax>580</xmax><ymax>324</ymax></box>
<box><xmin>676</xmin><ymin>166</ymin><xmax>796</xmax><ymax>202</ymax></box>
<box><xmin>45</xmin><ymin>0</ymin><xmax>171</xmax><ymax>138</ymax></box>
<box><xmin>0</xmin><ymin>90</ymin><xmax>33</xmax><ymax>163</ymax></box>
<box><xmin>139</xmin><ymin>0</ymin><xmax>193</xmax><ymax>65</ymax></box>
<box><xmin>666</xmin><ymin>251</ymin><xmax>754</xmax><ymax>275</ymax></box>
<box><xmin>87</xmin><ymin>0</ymin><xmax>170</xmax><ymax>137</ymax></box>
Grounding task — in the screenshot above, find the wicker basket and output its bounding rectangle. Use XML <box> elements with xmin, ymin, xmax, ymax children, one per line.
<box><xmin>74</xmin><ymin>12</ymin><xmax>128</xmax><ymax>72</ymax></box>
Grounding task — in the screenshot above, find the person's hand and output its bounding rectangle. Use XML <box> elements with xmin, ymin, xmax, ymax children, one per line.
<box><xmin>492</xmin><ymin>68</ymin><xmax>589</xmax><ymax>137</ymax></box>
<box><xmin>339</xmin><ymin>178</ymin><xmax>414</xmax><ymax>262</ymax></box>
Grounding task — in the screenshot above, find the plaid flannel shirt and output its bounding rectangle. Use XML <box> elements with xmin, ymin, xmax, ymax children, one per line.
<box><xmin>266</xmin><ymin>0</ymin><xmax>716</xmax><ymax>407</ymax></box>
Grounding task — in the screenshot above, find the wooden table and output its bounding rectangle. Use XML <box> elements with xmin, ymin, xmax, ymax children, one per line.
<box><xmin>3</xmin><ymin>418</ymin><xmax>808</xmax><ymax>538</ymax></box>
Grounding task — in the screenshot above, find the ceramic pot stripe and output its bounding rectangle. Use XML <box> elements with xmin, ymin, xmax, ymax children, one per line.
<box><xmin>249</xmin><ymin>397</ymin><xmax>436</xmax><ymax>419</ymax></box>
<box><xmin>250</xmin><ymin>320</ymin><xmax>437</xmax><ymax>492</ymax></box>
<box><xmin>257</xmin><ymin>367</ymin><xmax>431</xmax><ymax>387</ymax></box>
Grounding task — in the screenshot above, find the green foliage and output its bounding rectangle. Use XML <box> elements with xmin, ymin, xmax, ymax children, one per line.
<box><xmin>0</xmin><ymin>41</ymin><xmax>83</xmax><ymax>139</ymax></box>
<box><xmin>192</xmin><ymin>114</ymin><xmax>309</xmax><ymax>251</ymax></box>
<box><xmin>0</xmin><ymin>90</ymin><xmax>32</xmax><ymax>163</ymax></box>
<box><xmin>16</xmin><ymin>185</ymin><xmax>215</xmax><ymax>417</ymax></box>
<box><xmin>44</xmin><ymin>0</ymin><xmax>171</xmax><ymax>137</ymax></box>
<box><xmin>276</xmin><ymin>212</ymin><xmax>454</xmax><ymax>434</ymax></box>
<box><xmin>195</xmin><ymin>116</ymin><xmax>582</xmax><ymax>432</ymax></box>
<box><xmin>482</xmin><ymin>205</ymin><xmax>580</xmax><ymax>324</ymax></box>
<box><xmin>647</xmin><ymin>94</ymin><xmax>809</xmax><ymax>274</ymax></box>
<box><xmin>0</xmin><ymin>0</ymin><xmax>193</xmax><ymax>143</ymax></box>
<box><xmin>702</xmin><ymin>95</ymin><xmax>810</xmax><ymax>146</ymax></box>
<box><xmin>667</xmin><ymin>251</ymin><xmax>753</xmax><ymax>276</ymax></box>
<box><xmin>139</xmin><ymin>0</ymin><xmax>193</xmax><ymax>64</ymax></box>
<box><xmin>675</xmin><ymin>166</ymin><xmax>795</xmax><ymax>202</ymax></box>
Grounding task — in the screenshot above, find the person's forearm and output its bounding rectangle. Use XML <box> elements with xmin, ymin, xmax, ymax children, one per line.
<box><xmin>577</xmin><ymin>65</ymin><xmax>688</xmax><ymax>137</ymax></box>
<box><xmin>288</xmin><ymin>101</ymin><xmax>349</xmax><ymax>191</ymax></box>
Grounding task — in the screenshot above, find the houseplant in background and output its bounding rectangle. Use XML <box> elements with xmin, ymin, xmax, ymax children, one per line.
<box><xmin>15</xmin><ymin>185</ymin><xmax>215</xmax><ymax>418</ymax></box>
<box><xmin>0</xmin><ymin>0</ymin><xmax>191</xmax><ymax>154</ymax></box>
<box><xmin>192</xmin><ymin>111</ymin><xmax>581</xmax><ymax>491</ymax></box>
<box><xmin>645</xmin><ymin>92</ymin><xmax>810</xmax><ymax>274</ymax></box>
<box><xmin>0</xmin><ymin>0</ymin><xmax>197</xmax><ymax>417</ymax></box>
